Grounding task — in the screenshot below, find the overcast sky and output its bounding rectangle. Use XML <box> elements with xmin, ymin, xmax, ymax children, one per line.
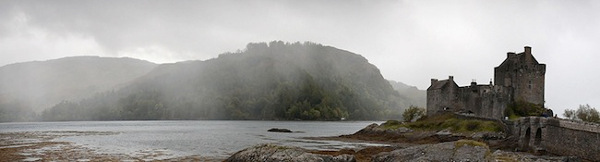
<box><xmin>1</xmin><ymin>0</ymin><xmax>599</xmax><ymax>114</ymax></box>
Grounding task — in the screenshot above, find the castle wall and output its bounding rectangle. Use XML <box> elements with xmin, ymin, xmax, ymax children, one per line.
<box><xmin>427</xmin><ymin>81</ymin><xmax>510</xmax><ymax>119</ymax></box>
<box><xmin>426</xmin><ymin>89</ymin><xmax>443</xmax><ymax>115</ymax></box>
<box><xmin>495</xmin><ymin>86</ymin><xmax>512</xmax><ymax>119</ymax></box>
<box><xmin>454</xmin><ymin>84</ymin><xmax>510</xmax><ymax>119</ymax></box>
<box><xmin>426</xmin><ymin>79</ymin><xmax>459</xmax><ymax>115</ymax></box>
<box><xmin>495</xmin><ymin>64</ymin><xmax>545</xmax><ymax>105</ymax></box>
<box><xmin>516</xmin><ymin>64</ymin><xmax>545</xmax><ymax>105</ymax></box>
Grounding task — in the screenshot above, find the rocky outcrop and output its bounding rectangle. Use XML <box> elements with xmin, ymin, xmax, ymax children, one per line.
<box><xmin>372</xmin><ymin>140</ymin><xmax>491</xmax><ymax>162</ymax></box>
<box><xmin>491</xmin><ymin>150</ymin><xmax>580</xmax><ymax>162</ymax></box>
<box><xmin>225</xmin><ymin>144</ymin><xmax>355</xmax><ymax>162</ymax></box>
<box><xmin>354</xmin><ymin>123</ymin><xmax>412</xmax><ymax>136</ymax></box>
<box><xmin>470</xmin><ymin>131</ymin><xmax>505</xmax><ymax>140</ymax></box>
<box><xmin>227</xmin><ymin>141</ymin><xmax>575</xmax><ymax>162</ymax></box>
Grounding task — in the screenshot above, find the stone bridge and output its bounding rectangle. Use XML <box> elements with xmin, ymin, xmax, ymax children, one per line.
<box><xmin>511</xmin><ymin>117</ymin><xmax>600</xmax><ymax>161</ymax></box>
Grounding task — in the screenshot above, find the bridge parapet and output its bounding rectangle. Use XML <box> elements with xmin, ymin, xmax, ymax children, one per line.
<box><xmin>555</xmin><ymin>118</ymin><xmax>600</xmax><ymax>133</ymax></box>
<box><xmin>513</xmin><ymin>116</ymin><xmax>600</xmax><ymax>161</ymax></box>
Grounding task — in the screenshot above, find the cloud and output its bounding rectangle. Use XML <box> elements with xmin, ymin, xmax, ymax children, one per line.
<box><xmin>0</xmin><ymin>8</ymin><xmax>105</xmax><ymax>65</ymax></box>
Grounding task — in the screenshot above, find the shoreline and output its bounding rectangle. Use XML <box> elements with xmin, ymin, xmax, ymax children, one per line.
<box><xmin>224</xmin><ymin>120</ymin><xmax>582</xmax><ymax>162</ymax></box>
<box><xmin>0</xmin><ymin>120</ymin><xmax>381</xmax><ymax>161</ymax></box>
<box><xmin>0</xmin><ymin>131</ymin><xmax>226</xmax><ymax>162</ymax></box>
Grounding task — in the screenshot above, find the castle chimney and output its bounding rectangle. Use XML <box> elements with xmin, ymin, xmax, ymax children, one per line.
<box><xmin>471</xmin><ymin>79</ymin><xmax>477</xmax><ymax>86</ymax></box>
<box><xmin>448</xmin><ymin>76</ymin><xmax>454</xmax><ymax>82</ymax></box>
<box><xmin>431</xmin><ymin>79</ymin><xmax>438</xmax><ymax>85</ymax></box>
<box><xmin>524</xmin><ymin>46</ymin><xmax>532</xmax><ymax>55</ymax></box>
<box><xmin>507</xmin><ymin>52</ymin><xmax>516</xmax><ymax>58</ymax></box>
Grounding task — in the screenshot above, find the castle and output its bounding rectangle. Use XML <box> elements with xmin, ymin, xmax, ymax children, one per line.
<box><xmin>427</xmin><ymin>46</ymin><xmax>546</xmax><ymax>119</ymax></box>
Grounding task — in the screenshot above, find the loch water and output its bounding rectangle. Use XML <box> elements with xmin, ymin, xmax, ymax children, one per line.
<box><xmin>0</xmin><ymin>120</ymin><xmax>384</xmax><ymax>159</ymax></box>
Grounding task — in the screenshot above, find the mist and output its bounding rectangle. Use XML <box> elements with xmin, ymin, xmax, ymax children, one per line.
<box><xmin>3</xmin><ymin>42</ymin><xmax>420</xmax><ymax>121</ymax></box>
<box><xmin>1</xmin><ymin>1</ymin><xmax>600</xmax><ymax>121</ymax></box>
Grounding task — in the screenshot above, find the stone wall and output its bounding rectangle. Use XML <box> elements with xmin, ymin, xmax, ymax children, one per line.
<box><xmin>429</xmin><ymin>81</ymin><xmax>511</xmax><ymax>119</ymax></box>
<box><xmin>543</xmin><ymin>119</ymin><xmax>600</xmax><ymax>161</ymax></box>
<box><xmin>514</xmin><ymin>117</ymin><xmax>600</xmax><ymax>161</ymax></box>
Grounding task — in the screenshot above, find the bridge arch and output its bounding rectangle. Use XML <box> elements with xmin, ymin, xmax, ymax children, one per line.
<box><xmin>534</xmin><ymin>127</ymin><xmax>542</xmax><ymax>146</ymax></box>
<box><xmin>523</xmin><ymin>127</ymin><xmax>531</xmax><ymax>149</ymax></box>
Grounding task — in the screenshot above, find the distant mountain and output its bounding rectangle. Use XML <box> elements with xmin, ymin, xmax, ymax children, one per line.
<box><xmin>388</xmin><ymin>80</ymin><xmax>426</xmax><ymax>108</ymax></box>
<box><xmin>41</xmin><ymin>41</ymin><xmax>412</xmax><ymax>121</ymax></box>
<box><xmin>0</xmin><ymin>56</ymin><xmax>157</xmax><ymax>121</ymax></box>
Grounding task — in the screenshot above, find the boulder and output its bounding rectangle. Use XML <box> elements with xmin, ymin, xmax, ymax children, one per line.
<box><xmin>226</xmin><ymin>144</ymin><xmax>355</xmax><ymax>162</ymax></box>
<box><xmin>435</xmin><ymin>128</ymin><xmax>452</xmax><ymax>136</ymax></box>
<box><xmin>372</xmin><ymin>140</ymin><xmax>491</xmax><ymax>162</ymax></box>
<box><xmin>268</xmin><ymin>128</ymin><xmax>292</xmax><ymax>133</ymax></box>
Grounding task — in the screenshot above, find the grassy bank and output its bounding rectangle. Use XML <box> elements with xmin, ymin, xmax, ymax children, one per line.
<box><xmin>382</xmin><ymin>113</ymin><xmax>503</xmax><ymax>133</ymax></box>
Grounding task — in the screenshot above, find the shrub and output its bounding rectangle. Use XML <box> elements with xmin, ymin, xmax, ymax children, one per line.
<box><xmin>402</xmin><ymin>106</ymin><xmax>425</xmax><ymax>122</ymax></box>
<box><xmin>505</xmin><ymin>100</ymin><xmax>545</xmax><ymax>119</ymax></box>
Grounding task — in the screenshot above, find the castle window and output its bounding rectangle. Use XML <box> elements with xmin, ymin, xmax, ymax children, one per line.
<box><xmin>528</xmin><ymin>80</ymin><xmax>532</xmax><ymax>89</ymax></box>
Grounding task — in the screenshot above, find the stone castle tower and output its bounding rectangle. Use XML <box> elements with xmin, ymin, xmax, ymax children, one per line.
<box><xmin>427</xmin><ymin>46</ymin><xmax>546</xmax><ymax>119</ymax></box>
<box><xmin>494</xmin><ymin>46</ymin><xmax>546</xmax><ymax>105</ymax></box>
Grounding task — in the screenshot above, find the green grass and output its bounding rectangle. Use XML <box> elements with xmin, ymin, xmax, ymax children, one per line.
<box><xmin>454</xmin><ymin>139</ymin><xmax>491</xmax><ymax>158</ymax></box>
<box><xmin>382</xmin><ymin>113</ymin><xmax>503</xmax><ymax>133</ymax></box>
<box><xmin>380</xmin><ymin>120</ymin><xmax>403</xmax><ymax>130</ymax></box>
<box><xmin>455</xmin><ymin>139</ymin><xmax>488</xmax><ymax>148</ymax></box>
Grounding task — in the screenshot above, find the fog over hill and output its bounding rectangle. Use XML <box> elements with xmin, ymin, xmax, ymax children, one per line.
<box><xmin>0</xmin><ymin>56</ymin><xmax>157</xmax><ymax>121</ymax></box>
<box><xmin>388</xmin><ymin>80</ymin><xmax>426</xmax><ymax>108</ymax></box>
<box><xmin>39</xmin><ymin>41</ymin><xmax>421</xmax><ymax>121</ymax></box>
<box><xmin>0</xmin><ymin>41</ymin><xmax>426</xmax><ymax>122</ymax></box>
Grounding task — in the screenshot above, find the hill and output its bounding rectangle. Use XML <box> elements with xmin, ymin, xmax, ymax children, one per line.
<box><xmin>388</xmin><ymin>80</ymin><xmax>426</xmax><ymax>107</ymax></box>
<box><xmin>0</xmin><ymin>56</ymin><xmax>157</xmax><ymax>121</ymax></box>
<box><xmin>41</xmin><ymin>41</ymin><xmax>411</xmax><ymax>121</ymax></box>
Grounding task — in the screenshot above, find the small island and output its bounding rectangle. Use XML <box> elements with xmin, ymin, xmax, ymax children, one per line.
<box><xmin>267</xmin><ymin>128</ymin><xmax>293</xmax><ymax>133</ymax></box>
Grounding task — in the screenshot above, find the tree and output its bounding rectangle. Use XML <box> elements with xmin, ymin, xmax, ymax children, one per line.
<box><xmin>563</xmin><ymin>104</ymin><xmax>600</xmax><ymax>123</ymax></box>
<box><xmin>403</xmin><ymin>106</ymin><xmax>425</xmax><ymax>122</ymax></box>
<box><xmin>563</xmin><ymin>109</ymin><xmax>576</xmax><ymax>120</ymax></box>
<box><xmin>576</xmin><ymin>104</ymin><xmax>600</xmax><ymax>123</ymax></box>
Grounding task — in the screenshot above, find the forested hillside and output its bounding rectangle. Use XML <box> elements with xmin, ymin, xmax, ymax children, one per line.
<box><xmin>42</xmin><ymin>41</ymin><xmax>412</xmax><ymax>121</ymax></box>
<box><xmin>0</xmin><ymin>56</ymin><xmax>157</xmax><ymax>122</ymax></box>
